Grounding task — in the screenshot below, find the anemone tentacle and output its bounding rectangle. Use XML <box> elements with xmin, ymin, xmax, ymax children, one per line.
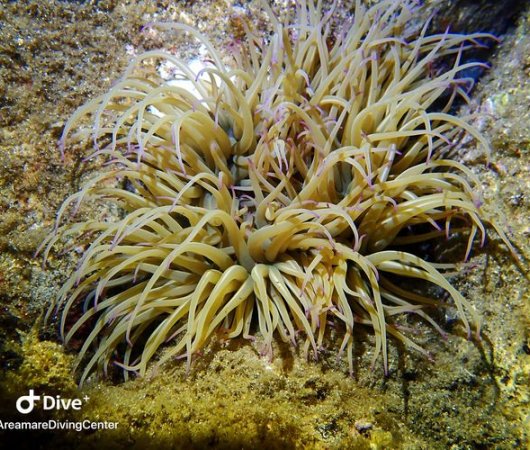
<box><xmin>44</xmin><ymin>0</ymin><xmax>513</xmax><ymax>384</ymax></box>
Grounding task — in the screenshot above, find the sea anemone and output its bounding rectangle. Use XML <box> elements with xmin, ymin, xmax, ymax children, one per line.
<box><xmin>43</xmin><ymin>0</ymin><xmax>513</xmax><ymax>385</ymax></box>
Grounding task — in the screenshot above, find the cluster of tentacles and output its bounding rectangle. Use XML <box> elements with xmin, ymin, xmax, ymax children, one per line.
<box><xmin>43</xmin><ymin>0</ymin><xmax>512</xmax><ymax>384</ymax></box>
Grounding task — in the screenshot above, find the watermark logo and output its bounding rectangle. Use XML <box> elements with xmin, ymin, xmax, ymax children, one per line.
<box><xmin>16</xmin><ymin>390</ymin><xmax>40</xmax><ymax>414</ymax></box>
<box><xmin>15</xmin><ymin>390</ymin><xmax>88</xmax><ymax>414</ymax></box>
<box><xmin>2</xmin><ymin>390</ymin><xmax>118</xmax><ymax>432</ymax></box>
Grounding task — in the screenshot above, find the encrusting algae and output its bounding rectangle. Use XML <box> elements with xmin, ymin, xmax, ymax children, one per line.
<box><xmin>40</xmin><ymin>0</ymin><xmax>518</xmax><ymax>386</ymax></box>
